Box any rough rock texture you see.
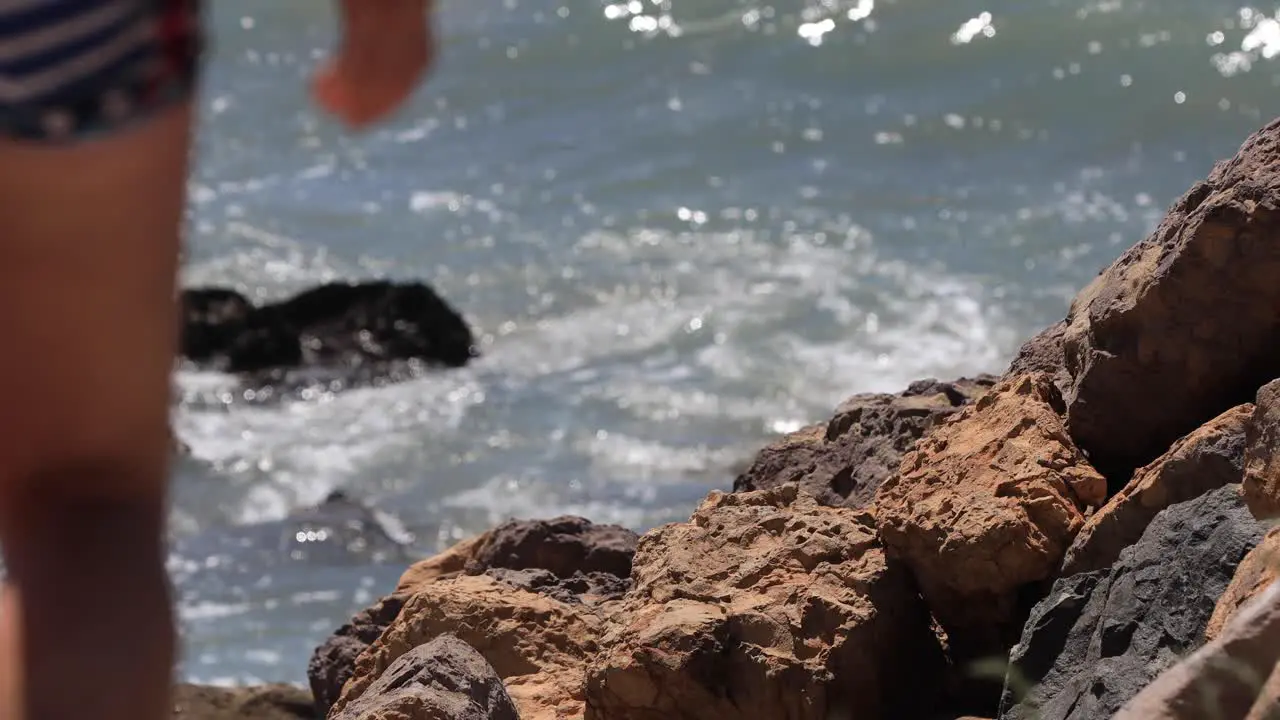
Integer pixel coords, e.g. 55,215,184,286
1206,527,1280,642
463,515,639,580
585,486,946,720
874,373,1106,659
1000,485,1265,720
334,573,604,720
734,375,997,508
1060,404,1252,576
1007,320,1070,393
312,516,638,719
1244,379,1280,520
180,281,476,384
308,594,408,716
1113,581,1280,720
172,684,316,719
1012,119,1280,482
328,634,520,720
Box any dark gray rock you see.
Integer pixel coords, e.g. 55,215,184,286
328,634,519,720
484,567,631,604
307,594,408,717
733,375,997,508
1000,485,1265,720
180,281,477,393
465,515,639,581
1007,320,1071,395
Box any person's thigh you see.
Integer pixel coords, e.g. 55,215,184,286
0,0,201,504
0,100,192,502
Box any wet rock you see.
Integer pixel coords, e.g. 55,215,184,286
328,634,520,720
1113,581,1280,720
1000,485,1264,720
179,281,476,383
874,373,1106,665
311,516,637,718
1206,527,1280,642
173,491,413,576
307,594,408,717
1012,119,1280,482
334,573,604,720
585,486,946,720
733,375,996,508
180,288,255,364
1243,379,1280,520
171,684,316,719
1060,403,1252,576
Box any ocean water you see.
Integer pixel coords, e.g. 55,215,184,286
172,0,1280,684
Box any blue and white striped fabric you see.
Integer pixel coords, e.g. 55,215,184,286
0,0,202,142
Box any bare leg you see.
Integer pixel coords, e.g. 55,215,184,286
313,0,435,128
0,103,192,720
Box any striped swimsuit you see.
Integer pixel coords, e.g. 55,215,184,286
0,0,202,142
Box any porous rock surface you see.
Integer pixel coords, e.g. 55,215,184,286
734,375,996,508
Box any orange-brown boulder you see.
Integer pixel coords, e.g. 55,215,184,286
1243,379,1280,520
1011,119,1280,482
585,486,945,720
310,516,638,718
332,573,604,720
874,373,1105,658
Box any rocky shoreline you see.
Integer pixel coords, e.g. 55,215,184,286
174,118,1280,719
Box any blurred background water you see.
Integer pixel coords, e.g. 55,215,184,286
171,0,1280,684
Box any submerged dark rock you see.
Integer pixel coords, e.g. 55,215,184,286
180,281,477,391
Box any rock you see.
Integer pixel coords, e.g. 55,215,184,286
1112,580,1280,720
179,281,477,382
1007,321,1069,393
584,486,946,720
333,573,603,720
307,594,408,717
1000,485,1265,720
463,515,639,580
310,516,637,719
172,491,413,578
874,373,1106,663
171,684,316,719
328,634,520,720
180,287,255,364
484,567,632,605
1015,119,1280,482
733,375,996,508
1243,379,1280,520
1060,403,1252,576
1206,527,1280,642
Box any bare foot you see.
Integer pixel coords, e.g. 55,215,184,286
313,0,435,128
